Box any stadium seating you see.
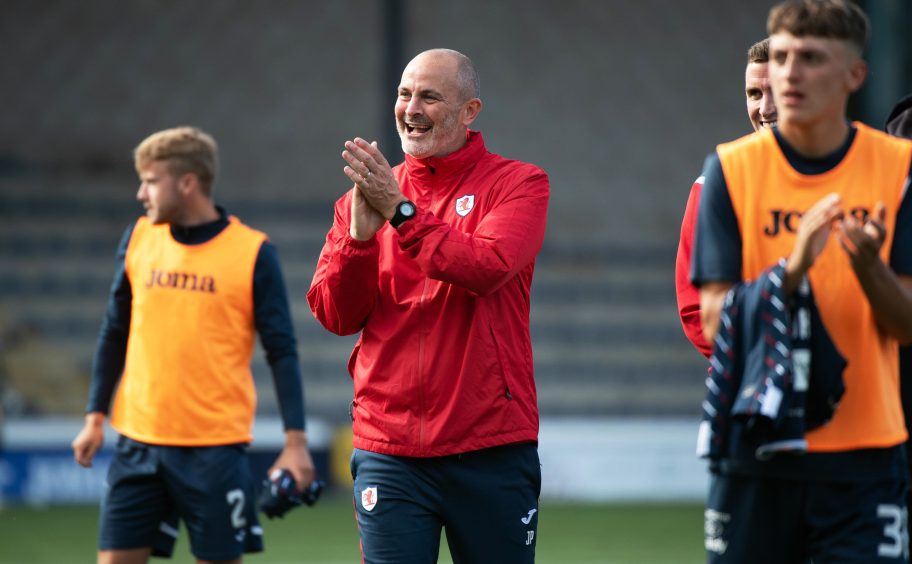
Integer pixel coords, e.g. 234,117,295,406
0,172,706,421
4,0,778,422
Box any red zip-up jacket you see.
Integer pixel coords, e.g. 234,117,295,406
675,176,712,358
308,131,549,457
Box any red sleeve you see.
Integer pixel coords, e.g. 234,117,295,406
675,178,712,358
307,191,381,336
396,169,549,297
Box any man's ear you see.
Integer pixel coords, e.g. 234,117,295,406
846,58,867,93
462,98,483,127
177,172,199,196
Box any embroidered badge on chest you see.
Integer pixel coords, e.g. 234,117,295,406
361,486,378,511
455,194,475,217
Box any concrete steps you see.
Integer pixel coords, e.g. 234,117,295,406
1,175,707,421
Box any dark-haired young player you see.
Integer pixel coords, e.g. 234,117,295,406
692,1,912,562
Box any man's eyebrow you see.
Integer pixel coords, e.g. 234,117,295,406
415,88,446,98
398,84,447,98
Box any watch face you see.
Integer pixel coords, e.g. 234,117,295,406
400,202,416,217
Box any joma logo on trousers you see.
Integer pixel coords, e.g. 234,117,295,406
763,207,870,236
144,269,216,293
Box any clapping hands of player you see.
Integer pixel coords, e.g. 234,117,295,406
787,193,890,287
342,138,403,240
838,201,888,269
787,193,844,283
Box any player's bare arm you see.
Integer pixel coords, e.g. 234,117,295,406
699,282,734,344
839,201,912,343
269,429,316,493
72,411,105,468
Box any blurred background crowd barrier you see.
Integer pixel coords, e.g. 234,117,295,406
1,0,910,504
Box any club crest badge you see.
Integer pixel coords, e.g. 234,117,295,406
455,194,475,217
361,486,378,512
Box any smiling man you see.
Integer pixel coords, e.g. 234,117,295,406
745,40,779,132
308,49,549,563
691,1,912,562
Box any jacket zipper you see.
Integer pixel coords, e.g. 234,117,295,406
417,164,437,451
417,276,430,450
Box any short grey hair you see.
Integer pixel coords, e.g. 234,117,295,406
422,48,480,101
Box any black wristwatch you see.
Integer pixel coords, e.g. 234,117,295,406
390,200,417,228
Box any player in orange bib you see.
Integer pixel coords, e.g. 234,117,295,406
692,1,912,562
71,127,315,564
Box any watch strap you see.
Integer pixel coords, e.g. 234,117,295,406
390,200,416,228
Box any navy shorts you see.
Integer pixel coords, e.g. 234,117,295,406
99,435,263,561
705,471,909,563
351,442,541,564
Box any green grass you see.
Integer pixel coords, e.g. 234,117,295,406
0,495,705,563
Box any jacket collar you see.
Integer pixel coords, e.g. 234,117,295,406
403,130,485,179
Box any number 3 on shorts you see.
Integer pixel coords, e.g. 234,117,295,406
227,489,247,528
877,504,909,559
